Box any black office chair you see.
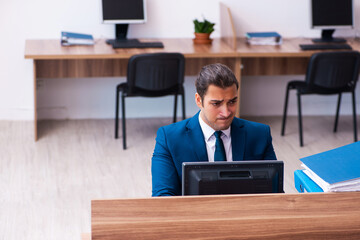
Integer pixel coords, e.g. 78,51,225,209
281,51,360,147
115,52,186,149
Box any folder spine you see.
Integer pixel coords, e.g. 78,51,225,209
294,170,323,193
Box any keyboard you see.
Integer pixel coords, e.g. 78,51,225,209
299,43,352,50
109,39,164,49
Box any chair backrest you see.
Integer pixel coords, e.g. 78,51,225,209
127,53,185,95
305,51,360,93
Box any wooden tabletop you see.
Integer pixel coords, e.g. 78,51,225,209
24,38,238,60
25,37,360,60
237,37,360,57
91,192,360,240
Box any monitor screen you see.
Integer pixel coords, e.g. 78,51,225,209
182,161,284,196
101,0,147,24
311,0,353,29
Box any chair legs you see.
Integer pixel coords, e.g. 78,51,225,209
116,90,186,150
282,82,304,146
173,91,186,123
173,94,178,123
333,93,342,132
115,87,127,149
352,91,358,142
281,84,291,136
115,87,120,139
333,92,357,142
181,91,186,120
282,83,356,147
122,93,126,150
297,92,304,147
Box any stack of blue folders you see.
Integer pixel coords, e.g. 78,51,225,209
299,141,360,192
61,31,94,46
245,32,282,45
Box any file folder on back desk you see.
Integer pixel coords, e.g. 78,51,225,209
294,170,323,193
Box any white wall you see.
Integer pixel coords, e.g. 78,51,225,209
1,0,360,120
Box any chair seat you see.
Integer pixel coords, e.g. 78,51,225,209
288,80,353,95
117,82,183,98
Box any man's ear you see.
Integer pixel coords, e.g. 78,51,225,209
195,93,202,108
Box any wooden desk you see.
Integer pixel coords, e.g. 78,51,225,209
90,192,360,240
25,37,360,140
25,38,240,140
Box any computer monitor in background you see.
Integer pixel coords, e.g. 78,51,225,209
311,0,354,43
182,161,284,196
101,0,146,45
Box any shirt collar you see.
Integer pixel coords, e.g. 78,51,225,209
198,113,231,141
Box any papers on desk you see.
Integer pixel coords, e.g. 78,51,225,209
300,141,360,192
246,31,282,45
61,31,94,46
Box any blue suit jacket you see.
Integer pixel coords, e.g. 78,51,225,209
151,112,277,196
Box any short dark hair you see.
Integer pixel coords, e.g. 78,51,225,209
195,63,239,101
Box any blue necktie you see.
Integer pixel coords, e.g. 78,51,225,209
214,131,226,161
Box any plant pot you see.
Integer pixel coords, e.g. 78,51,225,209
193,33,213,44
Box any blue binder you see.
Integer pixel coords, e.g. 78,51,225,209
294,170,323,192
61,31,94,46
300,142,360,187
246,32,281,38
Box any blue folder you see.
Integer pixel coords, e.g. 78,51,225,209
61,31,94,46
294,170,323,193
300,141,360,186
61,31,93,41
246,32,281,38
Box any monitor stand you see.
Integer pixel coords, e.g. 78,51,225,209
105,24,140,45
312,29,346,43
105,24,164,49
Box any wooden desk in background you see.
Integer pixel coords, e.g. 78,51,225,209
24,38,360,140
25,38,239,140
87,192,360,240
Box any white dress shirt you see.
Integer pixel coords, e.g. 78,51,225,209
198,114,233,162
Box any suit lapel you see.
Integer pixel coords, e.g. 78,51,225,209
231,118,245,161
185,112,208,162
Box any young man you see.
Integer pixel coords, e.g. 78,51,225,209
152,63,277,196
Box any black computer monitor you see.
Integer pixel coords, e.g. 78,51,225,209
182,161,284,196
311,0,354,43
101,0,147,44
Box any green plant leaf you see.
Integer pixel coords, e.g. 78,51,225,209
193,18,215,33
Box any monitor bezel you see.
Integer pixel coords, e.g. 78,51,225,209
101,0,147,25
310,0,354,30
182,160,284,196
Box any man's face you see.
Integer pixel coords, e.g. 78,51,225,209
195,84,238,131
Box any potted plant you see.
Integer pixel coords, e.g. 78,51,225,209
193,18,215,44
